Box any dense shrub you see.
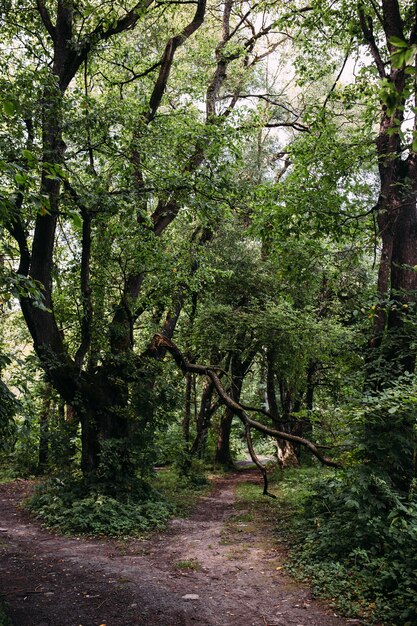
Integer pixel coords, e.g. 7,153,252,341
288,469,417,625
27,475,172,537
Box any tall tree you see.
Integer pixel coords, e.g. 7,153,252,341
1,0,288,482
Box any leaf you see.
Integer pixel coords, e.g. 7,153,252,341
391,51,405,69
68,211,82,228
3,100,16,116
22,149,35,161
389,36,408,48
14,173,26,185
404,48,416,65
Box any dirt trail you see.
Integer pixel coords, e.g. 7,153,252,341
0,474,359,626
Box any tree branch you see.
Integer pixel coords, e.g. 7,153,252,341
92,0,154,42
147,0,206,121
36,0,56,41
358,7,387,78
153,333,342,474
245,425,276,498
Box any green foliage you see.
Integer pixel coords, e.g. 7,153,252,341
0,376,18,451
175,559,200,571
359,377,417,492
284,468,417,625
0,603,12,626
27,474,172,537
27,465,210,537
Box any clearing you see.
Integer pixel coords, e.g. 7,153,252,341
0,472,360,626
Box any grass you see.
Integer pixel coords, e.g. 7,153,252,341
0,468,17,485
229,511,253,522
235,467,327,543
152,467,211,516
175,559,201,571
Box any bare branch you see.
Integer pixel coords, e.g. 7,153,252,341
111,60,163,86
322,41,352,111
246,425,276,498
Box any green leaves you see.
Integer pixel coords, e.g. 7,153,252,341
288,465,417,625
2,99,16,116
389,36,408,49
389,37,417,69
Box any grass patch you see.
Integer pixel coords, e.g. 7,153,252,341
175,559,200,571
230,511,254,523
152,467,211,516
0,468,18,485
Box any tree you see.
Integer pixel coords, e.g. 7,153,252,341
271,0,417,488
1,0,290,483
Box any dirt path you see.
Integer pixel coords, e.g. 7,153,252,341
0,475,360,626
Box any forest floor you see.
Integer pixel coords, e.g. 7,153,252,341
0,472,362,626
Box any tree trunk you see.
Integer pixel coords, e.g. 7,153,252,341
182,373,192,444
266,350,300,468
215,408,235,467
215,359,245,467
80,410,100,475
191,380,218,458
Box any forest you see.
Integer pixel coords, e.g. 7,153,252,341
0,1,417,625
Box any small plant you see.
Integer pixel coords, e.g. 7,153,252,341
175,559,200,571
230,511,253,522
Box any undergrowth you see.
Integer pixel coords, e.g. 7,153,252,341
0,603,12,626
240,467,417,626
27,467,209,537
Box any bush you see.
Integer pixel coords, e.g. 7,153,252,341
27,475,172,537
0,602,12,626
288,468,417,625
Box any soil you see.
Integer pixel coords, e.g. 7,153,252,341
0,473,362,626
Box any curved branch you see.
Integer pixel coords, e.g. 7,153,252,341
358,7,387,78
147,0,206,121
92,0,154,42
245,425,276,498
153,333,342,471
